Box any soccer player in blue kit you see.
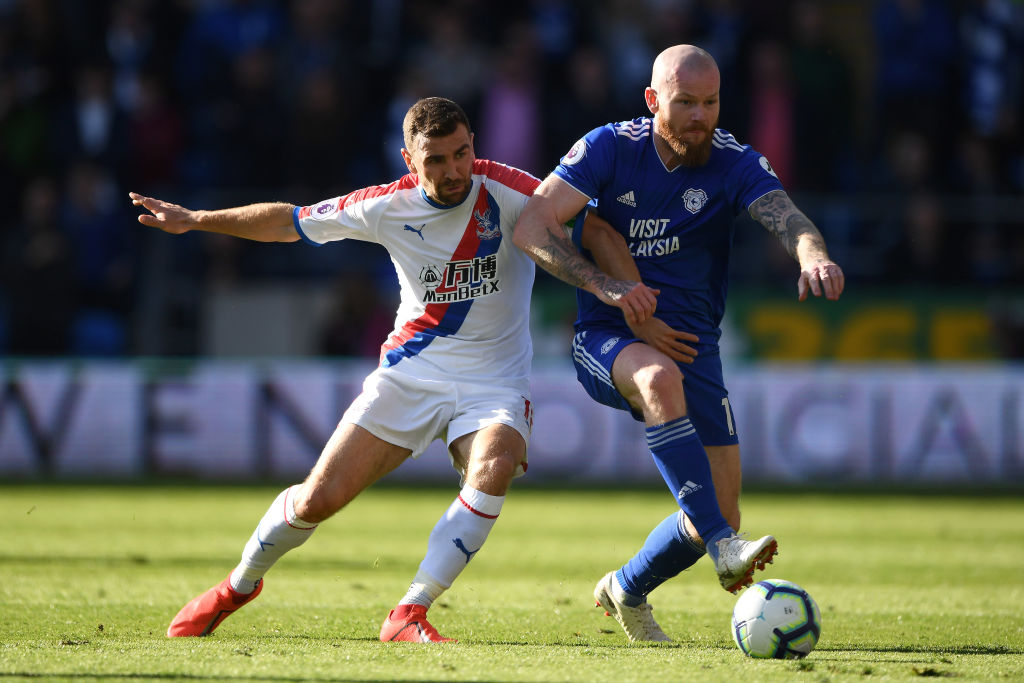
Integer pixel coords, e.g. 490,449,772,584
514,44,845,642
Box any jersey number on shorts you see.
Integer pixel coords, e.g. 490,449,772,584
721,397,736,436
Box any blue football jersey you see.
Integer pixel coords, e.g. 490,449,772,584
555,118,783,345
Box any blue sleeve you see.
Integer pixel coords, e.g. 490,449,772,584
551,123,616,201
728,148,786,213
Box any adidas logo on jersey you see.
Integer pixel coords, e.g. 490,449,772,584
677,480,703,498
616,190,637,207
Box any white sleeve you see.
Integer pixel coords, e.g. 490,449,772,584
292,195,377,246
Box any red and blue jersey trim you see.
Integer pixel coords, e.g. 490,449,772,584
293,160,538,369
380,184,504,368
292,175,420,246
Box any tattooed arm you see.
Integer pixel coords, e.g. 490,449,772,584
748,189,846,301
513,174,657,324
581,211,697,363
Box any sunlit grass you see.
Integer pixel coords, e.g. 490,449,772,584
1,485,1022,681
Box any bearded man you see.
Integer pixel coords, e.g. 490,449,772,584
512,44,844,642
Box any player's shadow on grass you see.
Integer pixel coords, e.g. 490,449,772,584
0,553,383,572
0,675,460,682
692,642,1024,657
843,644,1022,656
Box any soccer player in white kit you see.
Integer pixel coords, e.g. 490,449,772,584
131,97,657,642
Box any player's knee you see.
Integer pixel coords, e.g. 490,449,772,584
633,362,684,405
466,450,522,492
486,449,523,480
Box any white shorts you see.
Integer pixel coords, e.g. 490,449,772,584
341,367,533,477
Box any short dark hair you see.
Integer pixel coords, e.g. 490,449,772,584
402,97,472,150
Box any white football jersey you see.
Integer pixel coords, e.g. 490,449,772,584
294,159,539,383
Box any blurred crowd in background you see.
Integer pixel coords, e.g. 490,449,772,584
0,0,1022,358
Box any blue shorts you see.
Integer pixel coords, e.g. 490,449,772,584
571,328,739,446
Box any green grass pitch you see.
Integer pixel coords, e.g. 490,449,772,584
2,484,1023,681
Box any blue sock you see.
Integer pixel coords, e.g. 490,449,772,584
646,417,731,542
617,511,706,599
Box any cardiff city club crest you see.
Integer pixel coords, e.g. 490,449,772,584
682,188,708,215
474,209,501,240
600,337,620,355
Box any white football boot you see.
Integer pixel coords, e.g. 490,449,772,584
593,572,672,642
713,534,778,593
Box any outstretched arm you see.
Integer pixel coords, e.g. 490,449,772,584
512,175,657,325
130,192,300,243
748,189,845,301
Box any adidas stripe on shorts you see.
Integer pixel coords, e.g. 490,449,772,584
571,328,739,447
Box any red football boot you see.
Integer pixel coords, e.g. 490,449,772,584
379,604,456,643
166,575,263,637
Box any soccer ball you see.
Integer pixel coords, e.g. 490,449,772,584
731,579,821,659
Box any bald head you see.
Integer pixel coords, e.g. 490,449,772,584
646,45,721,169
651,44,719,90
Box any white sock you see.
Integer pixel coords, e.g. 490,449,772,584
229,486,317,594
399,485,504,607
